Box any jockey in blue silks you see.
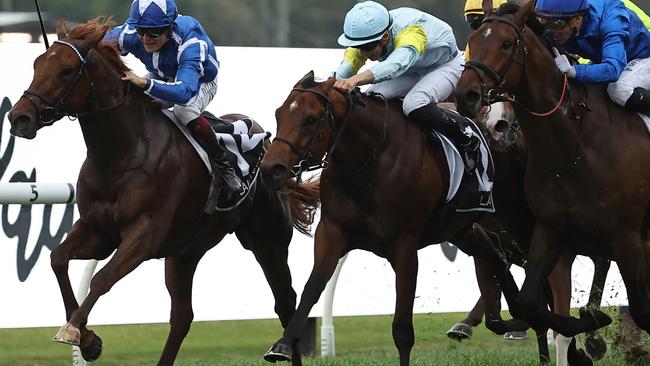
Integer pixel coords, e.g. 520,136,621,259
333,1,480,171
104,0,243,199
535,0,650,115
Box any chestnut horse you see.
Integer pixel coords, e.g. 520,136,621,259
260,72,526,366
455,1,650,339
6,19,319,366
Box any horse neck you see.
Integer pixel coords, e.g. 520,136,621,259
512,35,583,172
79,56,146,168
328,97,389,174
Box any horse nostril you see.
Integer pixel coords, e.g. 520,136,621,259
495,120,509,133
465,91,481,105
11,114,33,128
271,164,288,180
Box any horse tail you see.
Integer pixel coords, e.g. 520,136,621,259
287,177,320,237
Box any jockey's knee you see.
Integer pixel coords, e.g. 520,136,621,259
607,81,634,107
403,91,438,116
173,105,200,126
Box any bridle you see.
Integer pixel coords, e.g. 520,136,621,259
463,15,568,117
21,39,130,126
273,87,355,183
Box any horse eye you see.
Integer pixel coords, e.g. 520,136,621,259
501,41,513,50
61,67,74,77
305,116,318,125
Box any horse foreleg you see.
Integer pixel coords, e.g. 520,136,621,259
584,257,611,360
243,231,302,366
390,236,418,366
62,226,154,358
614,230,650,334
51,220,114,361
447,292,484,341
548,252,573,366
264,219,345,363
157,253,203,366
519,226,611,337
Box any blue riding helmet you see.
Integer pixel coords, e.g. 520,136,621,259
338,1,392,48
127,0,178,29
535,0,590,18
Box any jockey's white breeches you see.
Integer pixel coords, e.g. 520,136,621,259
607,57,650,106
367,51,465,115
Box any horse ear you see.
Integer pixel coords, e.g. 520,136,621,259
514,0,536,26
56,18,68,40
294,71,315,88
482,0,494,16
322,76,336,91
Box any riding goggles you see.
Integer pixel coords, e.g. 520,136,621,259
537,16,573,30
136,26,170,38
354,39,381,52
466,14,485,31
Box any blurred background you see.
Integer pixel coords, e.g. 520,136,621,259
0,0,494,48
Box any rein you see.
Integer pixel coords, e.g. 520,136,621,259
464,15,569,117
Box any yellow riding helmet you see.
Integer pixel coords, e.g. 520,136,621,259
464,0,508,16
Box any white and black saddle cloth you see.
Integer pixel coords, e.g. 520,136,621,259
162,110,270,212
433,109,495,213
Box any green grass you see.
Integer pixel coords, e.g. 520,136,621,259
0,310,647,365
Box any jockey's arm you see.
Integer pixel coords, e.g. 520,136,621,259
103,24,135,56
335,48,367,80
145,58,201,105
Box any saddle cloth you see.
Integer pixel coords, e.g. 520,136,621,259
161,110,270,212
434,109,495,213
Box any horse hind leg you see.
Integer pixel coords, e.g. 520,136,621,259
447,295,484,341
390,235,419,366
51,220,113,361
615,230,650,334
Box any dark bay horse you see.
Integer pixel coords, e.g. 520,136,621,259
455,1,650,339
6,19,319,366
260,72,525,366
448,103,612,365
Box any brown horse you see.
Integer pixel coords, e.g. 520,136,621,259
449,103,612,365
6,19,319,366
260,72,526,366
455,1,650,338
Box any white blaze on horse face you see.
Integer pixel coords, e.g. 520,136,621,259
483,27,493,38
484,102,505,140
289,101,299,112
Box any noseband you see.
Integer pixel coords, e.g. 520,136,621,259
273,87,353,182
21,40,130,126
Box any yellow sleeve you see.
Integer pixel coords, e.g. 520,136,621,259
394,24,428,54
343,47,366,73
624,0,650,30
465,44,470,62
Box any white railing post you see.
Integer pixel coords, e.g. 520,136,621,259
320,253,348,357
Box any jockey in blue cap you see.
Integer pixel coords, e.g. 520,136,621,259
334,1,480,171
535,0,650,115
104,0,243,200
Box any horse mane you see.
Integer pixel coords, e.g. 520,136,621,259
67,17,130,74
496,3,546,37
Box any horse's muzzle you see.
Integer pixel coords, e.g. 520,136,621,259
7,109,38,139
261,162,290,190
455,89,483,119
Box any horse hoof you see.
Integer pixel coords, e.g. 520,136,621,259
446,323,473,341
504,330,528,340
52,323,80,346
579,308,612,330
585,334,607,360
264,342,292,363
80,333,103,362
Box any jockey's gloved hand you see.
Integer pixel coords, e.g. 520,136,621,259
552,48,576,78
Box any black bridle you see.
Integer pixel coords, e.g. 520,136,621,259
21,39,130,126
273,87,354,183
463,15,528,105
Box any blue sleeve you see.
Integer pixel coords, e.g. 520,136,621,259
145,40,206,104
575,2,630,83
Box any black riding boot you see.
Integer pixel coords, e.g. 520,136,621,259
625,87,650,116
187,116,243,202
409,103,480,172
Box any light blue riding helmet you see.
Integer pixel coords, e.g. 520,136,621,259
127,0,178,28
338,1,392,47
535,0,590,18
